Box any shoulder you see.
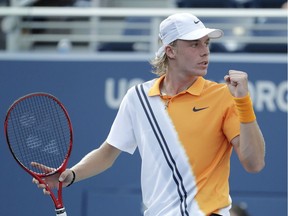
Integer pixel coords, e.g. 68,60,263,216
203,79,230,95
201,79,235,107
126,79,157,95
123,78,157,101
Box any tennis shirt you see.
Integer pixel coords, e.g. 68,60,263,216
107,76,240,216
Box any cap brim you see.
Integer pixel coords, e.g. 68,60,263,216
179,28,223,40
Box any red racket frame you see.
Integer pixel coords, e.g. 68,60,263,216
4,93,73,210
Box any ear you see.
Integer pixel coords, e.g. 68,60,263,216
165,45,176,59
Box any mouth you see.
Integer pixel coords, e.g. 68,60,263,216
199,61,209,66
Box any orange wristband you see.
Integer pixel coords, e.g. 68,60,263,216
234,94,256,123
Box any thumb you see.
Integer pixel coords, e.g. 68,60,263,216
59,169,71,182
224,75,230,82
224,75,232,85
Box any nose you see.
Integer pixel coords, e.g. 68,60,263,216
200,43,210,57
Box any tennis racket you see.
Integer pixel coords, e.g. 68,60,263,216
4,92,73,216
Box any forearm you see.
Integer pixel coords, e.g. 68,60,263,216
233,93,265,172
70,142,121,183
237,121,265,172
225,71,266,173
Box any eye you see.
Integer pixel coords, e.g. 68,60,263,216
191,42,198,48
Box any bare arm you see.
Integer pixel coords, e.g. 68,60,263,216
231,122,265,173
225,70,265,173
70,141,121,183
33,141,121,193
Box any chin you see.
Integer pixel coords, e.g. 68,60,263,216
198,70,208,76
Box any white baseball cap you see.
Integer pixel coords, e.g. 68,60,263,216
156,13,224,57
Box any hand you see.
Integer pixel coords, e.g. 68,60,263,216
224,70,249,98
31,162,74,195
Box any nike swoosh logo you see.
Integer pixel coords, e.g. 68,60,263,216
194,20,200,24
193,106,209,112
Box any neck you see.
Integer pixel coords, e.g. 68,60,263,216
162,75,198,96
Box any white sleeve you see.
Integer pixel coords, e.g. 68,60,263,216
106,90,137,154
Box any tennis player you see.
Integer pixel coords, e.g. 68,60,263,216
33,13,265,216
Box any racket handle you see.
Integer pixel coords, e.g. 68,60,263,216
55,207,67,216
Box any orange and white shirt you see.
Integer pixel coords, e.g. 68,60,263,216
107,76,240,216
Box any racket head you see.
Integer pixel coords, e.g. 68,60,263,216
4,92,73,208
4,93,73,176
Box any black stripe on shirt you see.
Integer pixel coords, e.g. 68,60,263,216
135,84,189,216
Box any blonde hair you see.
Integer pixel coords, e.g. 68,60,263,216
150,54,168,77
150,41,176,76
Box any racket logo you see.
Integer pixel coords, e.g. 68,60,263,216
19,112,36,127
27,135,42,149
42,140,60,155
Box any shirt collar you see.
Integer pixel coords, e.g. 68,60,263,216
148,76,205,97
186,76,205,96
148,76,165,96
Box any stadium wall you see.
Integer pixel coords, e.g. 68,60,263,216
0,53,286,216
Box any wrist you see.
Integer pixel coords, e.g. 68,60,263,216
234,94,256,123
66,170,76,187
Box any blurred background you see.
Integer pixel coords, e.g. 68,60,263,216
0,0,287,215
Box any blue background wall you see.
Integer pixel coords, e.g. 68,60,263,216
0,54,286,216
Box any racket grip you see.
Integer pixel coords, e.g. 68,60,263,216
55,207,67,216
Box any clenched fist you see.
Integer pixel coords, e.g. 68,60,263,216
224,70,249,98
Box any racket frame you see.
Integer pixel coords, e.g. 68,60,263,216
4,92,73,211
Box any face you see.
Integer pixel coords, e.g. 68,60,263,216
166,35,210,77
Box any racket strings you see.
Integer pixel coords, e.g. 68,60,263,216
7,95,71,175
